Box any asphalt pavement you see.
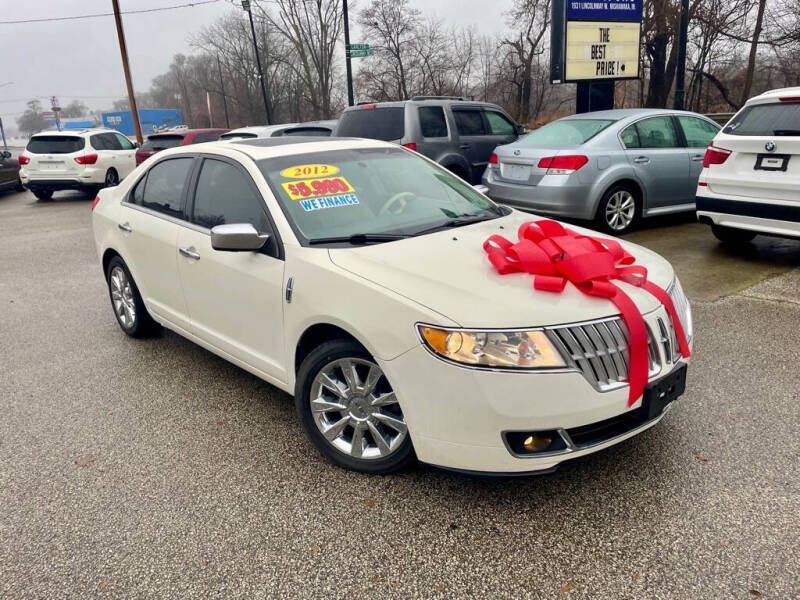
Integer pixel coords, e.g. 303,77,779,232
0,189,798,599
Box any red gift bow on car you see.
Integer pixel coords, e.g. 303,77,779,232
483,219,690,407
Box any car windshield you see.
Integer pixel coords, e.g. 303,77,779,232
141,135,184,151
335,107,405,141
518,119,614,147
723,102,800,136
26,136,85,154
259,147,499,244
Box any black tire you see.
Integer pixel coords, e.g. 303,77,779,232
711,224,756,244
595,183,640,235
105,256,161,338
445,164,470,183
295,339,416,474
16,178,25,192
104,168,119,188
33,189,53,201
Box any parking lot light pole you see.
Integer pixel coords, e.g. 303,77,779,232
111,0,143,144
242,0,272,125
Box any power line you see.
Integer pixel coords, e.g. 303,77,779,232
0,0,222,25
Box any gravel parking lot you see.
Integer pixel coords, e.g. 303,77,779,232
1,189,798,599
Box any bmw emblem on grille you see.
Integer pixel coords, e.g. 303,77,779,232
765,141,776,152
514,149,521,156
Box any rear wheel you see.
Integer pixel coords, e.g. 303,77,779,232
104,168,119,188
295,339,416,474
105,256,161,338
16,178,25,192
445,164,469,183
711,224,756,244
33,189,53,201
596,184,640,235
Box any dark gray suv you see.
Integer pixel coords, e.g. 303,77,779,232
334,97,524,184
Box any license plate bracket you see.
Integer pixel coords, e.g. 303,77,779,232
640,364,687,420
502,163,531,181
754,154,789,172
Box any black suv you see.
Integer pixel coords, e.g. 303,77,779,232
334,97,524,184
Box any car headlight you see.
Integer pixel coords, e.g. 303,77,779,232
417,325,567,369
667,277,692,342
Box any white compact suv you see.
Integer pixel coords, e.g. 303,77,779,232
696,87,800,242
91,137,692,475
19,129,137,200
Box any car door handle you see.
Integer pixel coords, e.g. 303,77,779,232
633,156,650,164
118,222,132,233
691,155,704,161
459,144,470,150
179,246,200,260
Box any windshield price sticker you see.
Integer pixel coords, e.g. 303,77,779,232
280,164,340,178
282,176,355,201
299,193,360,212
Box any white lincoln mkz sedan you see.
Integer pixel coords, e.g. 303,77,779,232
92,137,692,475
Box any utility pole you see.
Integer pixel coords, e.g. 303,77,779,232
674,0,689,110
343,0,354,106
111,0,143,144
217,54,230,128
242,0,272,125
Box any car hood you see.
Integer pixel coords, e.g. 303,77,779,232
328,211,675,328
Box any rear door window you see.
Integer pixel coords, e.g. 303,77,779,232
141,135,184,151
90,134,110,150
26,136,85,154
677,116,719,148
102,133,123,150
723,102,800,136
336,107,405,141
418,106,448,138
452,109,487,136
485,110,515,136
633,116,680,148
140,157,193,219
190,159,270,232
619,125,641,149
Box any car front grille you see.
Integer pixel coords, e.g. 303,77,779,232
546,315,672,392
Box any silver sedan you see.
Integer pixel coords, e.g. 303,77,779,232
482,108,720,234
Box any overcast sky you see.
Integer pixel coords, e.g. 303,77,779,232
0,0,510,133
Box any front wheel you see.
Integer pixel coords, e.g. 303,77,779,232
711,224,756,244
295,340,416,474
596,184,639,235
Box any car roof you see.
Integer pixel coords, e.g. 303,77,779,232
559,108,716,123
149,128,229,137
747,86,800,104
343,98,501,111
221,124,298,136
154,136,395,162
31,128,115,137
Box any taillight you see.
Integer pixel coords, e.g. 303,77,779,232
702,145,731,168
402,142,417,152
779,96,800,102
75,153,98,165
91,196,100,211
537,155,588,174
18,155,29,165
360,103,376,109
489,153,498,165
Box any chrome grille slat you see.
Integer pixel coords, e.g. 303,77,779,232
547,316,663,392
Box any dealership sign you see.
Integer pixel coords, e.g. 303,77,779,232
551,0,642,83
564,21,640,81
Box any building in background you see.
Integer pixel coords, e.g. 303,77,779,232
44,118,95,130
101,109,183,136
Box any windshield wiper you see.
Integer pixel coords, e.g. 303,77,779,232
308,233,411,245
774,129,800,136
412,214,494,236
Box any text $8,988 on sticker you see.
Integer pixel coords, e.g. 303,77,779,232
281,176,354,201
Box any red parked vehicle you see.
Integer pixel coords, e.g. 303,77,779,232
135,128,230,165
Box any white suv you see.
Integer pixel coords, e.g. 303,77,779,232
696,87,800,242
19,129,137,200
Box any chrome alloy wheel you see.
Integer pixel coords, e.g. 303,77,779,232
310,358,407,460
109,266,136,328
605,190,635,231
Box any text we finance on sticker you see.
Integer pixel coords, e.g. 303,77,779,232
280,164,359,213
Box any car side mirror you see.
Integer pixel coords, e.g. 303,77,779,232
515,124,526,135
1,150,10,159
210,223,269,251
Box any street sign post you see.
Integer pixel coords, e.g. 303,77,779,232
347,43,373,58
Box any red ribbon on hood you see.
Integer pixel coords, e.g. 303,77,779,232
483,219,690,406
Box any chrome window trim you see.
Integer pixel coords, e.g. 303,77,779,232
120,200,210,235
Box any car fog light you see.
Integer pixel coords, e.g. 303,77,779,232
523,434,552,452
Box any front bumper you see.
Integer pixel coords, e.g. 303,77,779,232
482,168,596,220
697,194,800,239
381,308,690,474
